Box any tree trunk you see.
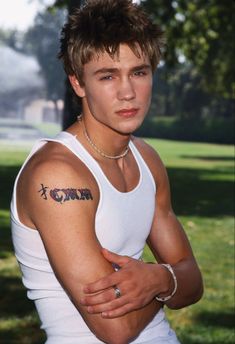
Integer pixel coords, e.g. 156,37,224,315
62,0,82,130
52,99,61,123
62,78,82,129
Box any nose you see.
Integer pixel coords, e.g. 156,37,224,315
117,77,136,101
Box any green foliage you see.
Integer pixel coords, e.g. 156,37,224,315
0,139,234,343
136,116,234,144
142,0,235,99
51,0,82,13
151,64,234,119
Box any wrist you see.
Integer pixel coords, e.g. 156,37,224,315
155,264,177,302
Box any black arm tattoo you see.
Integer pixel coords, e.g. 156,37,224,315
38,184,93,204
38,184,49,200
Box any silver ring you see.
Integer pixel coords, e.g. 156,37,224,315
113,286,121,298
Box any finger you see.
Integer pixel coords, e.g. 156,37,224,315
81,288,115,306
102,248,131,267
83,272,120,294
86,296,129,315
101,303,134,318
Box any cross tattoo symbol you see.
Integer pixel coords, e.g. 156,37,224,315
38,184,49,200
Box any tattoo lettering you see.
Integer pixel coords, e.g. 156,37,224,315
38,184,49,200
50,188,93,203
38,184,93,204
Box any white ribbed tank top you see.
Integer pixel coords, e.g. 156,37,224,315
11,132,179,344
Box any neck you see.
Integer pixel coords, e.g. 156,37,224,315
78,115,131,160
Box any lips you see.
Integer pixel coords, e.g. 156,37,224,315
116,108,139,118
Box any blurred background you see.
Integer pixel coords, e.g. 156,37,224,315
0,0,234,142
0,1,234,343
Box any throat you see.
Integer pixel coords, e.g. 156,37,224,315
80,116,130,160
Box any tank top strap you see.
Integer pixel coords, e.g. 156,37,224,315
129,140,156,194
51,131,109,186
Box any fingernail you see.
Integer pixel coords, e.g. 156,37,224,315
87,306,93,313
102,312,108,317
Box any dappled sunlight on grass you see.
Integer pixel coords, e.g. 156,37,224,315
0,314,45,344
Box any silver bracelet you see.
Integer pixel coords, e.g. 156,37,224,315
155,264,178,302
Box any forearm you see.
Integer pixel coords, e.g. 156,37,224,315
165,257,203,309
76,295,161,344
57,254,162,344
148,209,203,310
118,298,161,340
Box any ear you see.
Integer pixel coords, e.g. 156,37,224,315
68,75,85,98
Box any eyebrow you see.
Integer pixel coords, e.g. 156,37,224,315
93,64,151,75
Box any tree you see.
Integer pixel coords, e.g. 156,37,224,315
25,8,66,121
48,0,82,129
142,0,235,99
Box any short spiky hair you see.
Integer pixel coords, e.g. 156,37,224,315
58,0,164,82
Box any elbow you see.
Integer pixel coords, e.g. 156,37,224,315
96,332,134,344
94,321,138,344
191,271,204,305
98,335,133,344
194,279,204,304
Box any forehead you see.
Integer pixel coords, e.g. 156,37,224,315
84,44,150,73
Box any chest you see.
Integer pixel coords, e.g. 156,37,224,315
95,173,156,258
97,152,140,193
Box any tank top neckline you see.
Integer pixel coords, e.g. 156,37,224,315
59,130,143,195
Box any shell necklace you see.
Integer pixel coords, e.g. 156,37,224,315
77,116,130,160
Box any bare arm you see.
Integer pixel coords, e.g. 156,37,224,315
146,151,203,309
18,151,160,344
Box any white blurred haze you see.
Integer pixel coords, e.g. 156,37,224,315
0,0,54,31
0,0,141,31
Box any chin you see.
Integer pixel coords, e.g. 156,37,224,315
118,118,145,135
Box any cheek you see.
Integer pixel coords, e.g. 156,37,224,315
139,84,152,104
86,83,115,102
136,78,152,97
85,87,112,117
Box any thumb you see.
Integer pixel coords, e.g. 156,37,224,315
101,248,131,267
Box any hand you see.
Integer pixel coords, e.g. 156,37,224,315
80,248,163,318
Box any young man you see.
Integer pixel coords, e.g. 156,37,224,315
11,1,203,343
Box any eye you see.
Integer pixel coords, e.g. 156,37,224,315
133,70,147,77
100,75,113,81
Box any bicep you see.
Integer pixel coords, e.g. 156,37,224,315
35,195,112,292
148,209,194,265
147,160,194,264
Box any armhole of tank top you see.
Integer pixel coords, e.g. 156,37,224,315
129,140,157,194
57,139,104,217
52,134,104,215
11,139,48,226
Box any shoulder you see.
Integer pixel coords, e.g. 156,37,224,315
17,141,99,224
20,141,96,187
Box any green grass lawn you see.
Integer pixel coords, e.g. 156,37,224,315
0,138,234,344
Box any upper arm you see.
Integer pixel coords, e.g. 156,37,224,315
17,150,134,341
